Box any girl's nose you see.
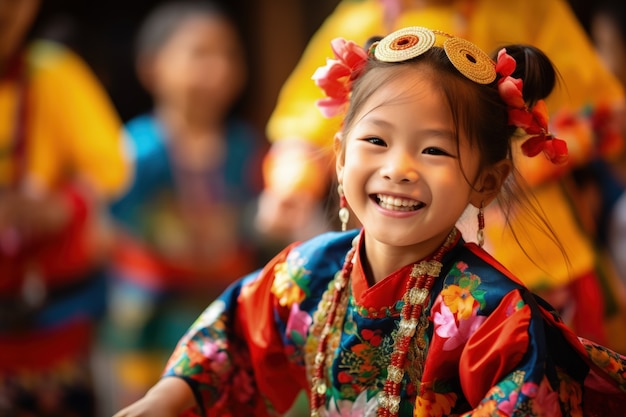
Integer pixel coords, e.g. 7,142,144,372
380,152,419,183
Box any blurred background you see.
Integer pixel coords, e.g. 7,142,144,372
3,0,626,416
33,0,339,134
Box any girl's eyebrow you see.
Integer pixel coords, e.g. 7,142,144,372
363,118,455,139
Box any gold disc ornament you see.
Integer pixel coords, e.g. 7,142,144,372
374,26,436,62
443,37,496,84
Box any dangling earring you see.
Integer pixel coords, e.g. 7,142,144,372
477,202,485,248
338,184,350,231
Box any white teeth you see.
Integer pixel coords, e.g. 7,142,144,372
377,194,421,211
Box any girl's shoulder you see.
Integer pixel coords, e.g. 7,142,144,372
441,242,530,312
277,230,360,292
286,229,359,269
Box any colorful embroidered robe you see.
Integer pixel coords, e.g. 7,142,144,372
163,230,626,416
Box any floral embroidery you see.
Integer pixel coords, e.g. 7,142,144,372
327,390,379,417
529,377,562,416
440,262,486,319
413,389,457,417
583,341,626,391
286,302,313,347
165,302,257,408
337,327,394,389
271,251,309,307
433,299,485,351
352,297,404,318
464,371,524,417
556,369,583,417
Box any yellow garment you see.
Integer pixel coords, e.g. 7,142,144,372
266,0,623,190
0,40,128,198
484,181,594,288
265,0,624,289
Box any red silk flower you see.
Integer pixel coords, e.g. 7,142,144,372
495,48,568,164
312,38,369,118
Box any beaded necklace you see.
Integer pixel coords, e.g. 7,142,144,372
310,229,458,417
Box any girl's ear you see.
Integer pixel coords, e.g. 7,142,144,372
470,159,512,208
334,132,345,183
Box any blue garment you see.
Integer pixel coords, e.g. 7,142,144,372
104,113,263,351
163,229,626,416
111,113,261,238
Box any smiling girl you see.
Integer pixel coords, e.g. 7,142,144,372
113,26,626,417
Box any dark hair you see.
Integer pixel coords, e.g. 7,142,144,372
134,0,237,59
344,43,556,170
340,40,568,270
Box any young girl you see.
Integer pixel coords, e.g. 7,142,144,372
257,0,626,351
113,27,626,417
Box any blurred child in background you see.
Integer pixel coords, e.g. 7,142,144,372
590,0,626,285
0,0,129,415
103,0,265,409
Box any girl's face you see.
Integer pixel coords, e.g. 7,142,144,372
336,67,485,262
149,15,246,114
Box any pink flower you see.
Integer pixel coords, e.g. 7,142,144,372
495,48,516,77
434,300,486,351
312,38,369,117
541,136,568,164
498,76,525,109
285,302,312,340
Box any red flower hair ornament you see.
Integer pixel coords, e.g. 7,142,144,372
312,30,568,165
495,48,568,164
312,38,369,118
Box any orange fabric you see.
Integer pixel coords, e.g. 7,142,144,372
234,242,307,414
459,291,531,407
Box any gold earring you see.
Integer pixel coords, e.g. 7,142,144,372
477,202,485,247
338,184,350,231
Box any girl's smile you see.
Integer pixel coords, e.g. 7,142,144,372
336,65,483,275
374,193,425,212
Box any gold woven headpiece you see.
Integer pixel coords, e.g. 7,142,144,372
371,26,497,84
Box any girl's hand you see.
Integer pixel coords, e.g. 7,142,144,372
112,377,197,417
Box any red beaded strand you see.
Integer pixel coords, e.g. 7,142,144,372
310,246,356,416
310,229,457,417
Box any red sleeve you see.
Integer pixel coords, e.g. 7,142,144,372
234,241,308,413
459,291,531,407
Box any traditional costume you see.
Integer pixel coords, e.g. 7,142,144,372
163,229,626,416
264,0,626,350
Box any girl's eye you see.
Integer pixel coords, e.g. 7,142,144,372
364,137,387,146
423,147,450,156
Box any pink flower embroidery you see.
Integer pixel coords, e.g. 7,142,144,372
285,302,312,340
434,298,486,351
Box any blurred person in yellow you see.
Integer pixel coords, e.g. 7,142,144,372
586,0,626,334
257,0,626,352
0,0,129,415
102,0,264,410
